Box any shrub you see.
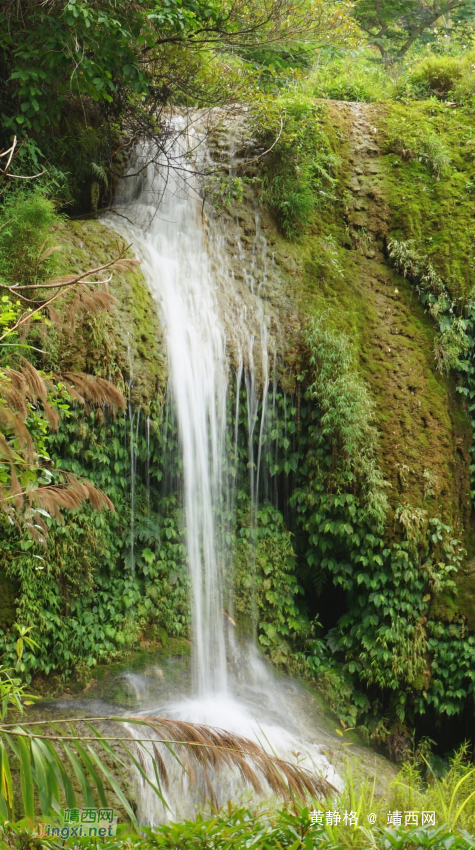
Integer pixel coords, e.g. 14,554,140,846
452,56,475,106
258,95,339,238
400,55,464,99
263,175,315,238
233,501,304,663
0,190,58,286
305,318,388,525
3,750,475,848
396,52,475,106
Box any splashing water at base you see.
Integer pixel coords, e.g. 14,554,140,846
105,115,339,822
127,645,340,824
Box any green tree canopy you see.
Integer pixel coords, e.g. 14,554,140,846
354,0,475,61
0,0,353,210
0,0,353,134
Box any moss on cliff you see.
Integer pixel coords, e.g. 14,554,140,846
376,101,475,302
50,218,166,411
373,98,475,623
252,100,475,676
262,100,471,534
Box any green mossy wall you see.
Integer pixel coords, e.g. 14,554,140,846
51,219,167,411
264,103,470,520
259,99,475,627
377,101,475,301
375,100,475,627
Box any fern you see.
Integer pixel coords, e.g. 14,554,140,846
91,162,109,188
388,239,470,372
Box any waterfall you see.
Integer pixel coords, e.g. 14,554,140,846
105,115,338,823
110,119,228,697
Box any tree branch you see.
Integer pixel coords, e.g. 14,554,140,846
0,247,136,343
394,0,466,58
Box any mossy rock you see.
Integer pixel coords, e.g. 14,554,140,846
262,101,471,533
49,218,167,412
258,99,475,627
376,100,475,301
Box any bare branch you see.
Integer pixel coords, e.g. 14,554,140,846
0,136,46,182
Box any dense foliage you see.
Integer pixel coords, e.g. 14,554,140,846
0,0,353,212
353,0,475,62
258,95,340,237
287,327,474,730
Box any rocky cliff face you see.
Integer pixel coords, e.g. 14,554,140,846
254,100,474,629
49,218,167,411
58,102,475,630
2,100,474,730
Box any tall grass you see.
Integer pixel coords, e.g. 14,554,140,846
309,50,397,102
306,47,475,109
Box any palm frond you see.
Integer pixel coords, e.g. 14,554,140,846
61,372,126,411
126,715,334,803
28,474,114,519
0,716,335,823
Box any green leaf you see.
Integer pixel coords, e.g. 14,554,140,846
83,741,138,826
16,733,35,819
0,740,14,819
31,737,53,815
62,742,95,808
72,739,107,807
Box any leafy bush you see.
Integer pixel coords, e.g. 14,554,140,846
233,501,304,663
395,51,475,108
264,174,316,237
0,409,192,679
398,55,465,99
283,319,475,728
452,60,475,107
0,190,59,287
305,318,388,526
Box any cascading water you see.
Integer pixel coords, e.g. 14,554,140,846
105,114,338,823
111,120,229,697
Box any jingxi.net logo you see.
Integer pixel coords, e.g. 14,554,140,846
36,807,117,839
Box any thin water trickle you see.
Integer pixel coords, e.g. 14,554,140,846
104,115,338,822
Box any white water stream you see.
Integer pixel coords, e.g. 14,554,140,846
112,125,228,697
106,117,338,823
